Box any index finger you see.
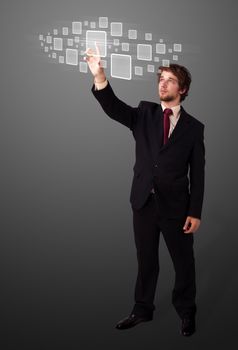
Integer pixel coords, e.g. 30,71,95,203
95,41,101,56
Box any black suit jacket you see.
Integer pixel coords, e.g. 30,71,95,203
91,81,205,220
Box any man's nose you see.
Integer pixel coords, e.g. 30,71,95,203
162,80,168,87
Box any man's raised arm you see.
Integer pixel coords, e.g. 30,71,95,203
84,43,141,130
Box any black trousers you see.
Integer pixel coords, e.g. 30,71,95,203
131,192,196,319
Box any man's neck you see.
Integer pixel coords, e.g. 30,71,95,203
161,100,181,108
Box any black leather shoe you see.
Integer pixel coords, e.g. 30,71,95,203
181,316,196,336
115,313,153,330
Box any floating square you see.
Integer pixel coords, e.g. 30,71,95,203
156,43,166,54
111,22,123,36
72,22,82,35
79,62,88,73
50,46,53,50
159,39,163,43
62,27,69,35
137,44,152,61
67,38,74,46
145,33,152,41
128,29,137,39
113,39,120,46
174,43,182,52
53,29,58,35
162,59,170,67
154,57,159,62
46,36,52,44
40,42,44,47
99,17,108,28
86,30,107,57
59,56,64,63
100,60,107,68
54,38,63,51
66,49,78,65
90,22,96,29
122,43,129,51
135,66,143,76
39,34,43,40
84,21,88,26
173,55,178,61
74,36,80,43
168,48,173,53
52,52,57,59
44,46,49,52
111,54,131,80
147,64,155,73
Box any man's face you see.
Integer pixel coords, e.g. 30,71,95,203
158,70,185,103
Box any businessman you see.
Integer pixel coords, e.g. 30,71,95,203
84,45,205,336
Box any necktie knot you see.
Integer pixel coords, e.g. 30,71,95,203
163,108,173,144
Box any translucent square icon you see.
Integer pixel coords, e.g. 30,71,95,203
111,54,131,80
39,34,43,40
72,22,82,35
62,27,69,35
122,43,129,51
162,59,170,67
86,31,107,57
145,33,152,41
128,29,137,39
100,60,107,68
137,44,152,61
59,56,64,63
54,38,63,51
90,22,96,29
66,49,78,65
79,62,88,73
135,66,143,76
111,22,123,36
147,64,155,73
113,39,120,46
46,36,52,44
99,17,108,28
173,44,182,52
53,29,58,35
52,52,57,59
173,55,178,61
156,43,166,54
67,38,74,46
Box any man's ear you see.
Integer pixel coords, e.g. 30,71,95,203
179,88,187,96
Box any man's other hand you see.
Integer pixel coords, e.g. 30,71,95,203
183,216,201,234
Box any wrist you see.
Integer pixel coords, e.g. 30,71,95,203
94,71,106,84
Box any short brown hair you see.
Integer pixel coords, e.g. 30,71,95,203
157,64,192,102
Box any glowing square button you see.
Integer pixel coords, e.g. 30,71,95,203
86,30,107,57
66,49,78,65
111,54,131,80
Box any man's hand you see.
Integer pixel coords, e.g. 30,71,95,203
83,42,106,82
183,216,201,234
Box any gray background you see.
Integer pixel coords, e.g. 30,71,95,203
1,0,237,349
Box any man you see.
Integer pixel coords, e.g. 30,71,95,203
84,44,205,336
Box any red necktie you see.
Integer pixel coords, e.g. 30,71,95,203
163,108,173,144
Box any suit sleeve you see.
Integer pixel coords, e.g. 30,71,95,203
91,80,141,131
188,124,206,219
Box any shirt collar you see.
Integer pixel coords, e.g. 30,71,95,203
161,103,181,119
